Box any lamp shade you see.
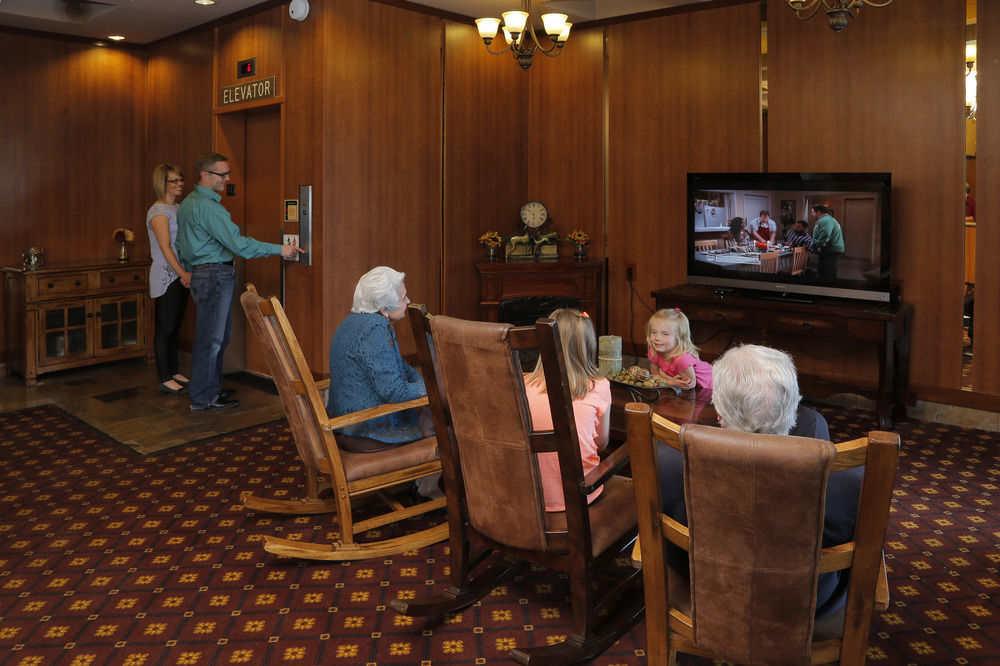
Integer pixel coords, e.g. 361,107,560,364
501,10,528,35
557,22,572,43
541,13,567,38
475,17,501,41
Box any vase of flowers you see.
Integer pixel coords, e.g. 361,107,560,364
113,227,135,262
566,230,590,260
479,230,502,261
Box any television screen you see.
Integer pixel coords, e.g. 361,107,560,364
687,172,892,303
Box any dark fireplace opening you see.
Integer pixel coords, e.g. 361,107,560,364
497,295,583,327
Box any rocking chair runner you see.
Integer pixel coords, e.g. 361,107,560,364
390,305,643,665
238,285,447,560
627,403,899,665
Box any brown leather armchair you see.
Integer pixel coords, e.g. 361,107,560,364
628,403,899,665
390,305,643,664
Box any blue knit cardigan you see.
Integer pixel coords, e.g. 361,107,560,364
326,312,425,443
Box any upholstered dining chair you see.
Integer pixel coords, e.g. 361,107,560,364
627,402,899,666
759,249,781,273
791,245,809,275
237,284,447,560
390,305,644,665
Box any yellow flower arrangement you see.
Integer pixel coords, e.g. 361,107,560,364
478,230,503,248
113,227,135,243
566,230,590,246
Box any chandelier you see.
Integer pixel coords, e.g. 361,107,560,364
474,1,572,70
786,0,894,33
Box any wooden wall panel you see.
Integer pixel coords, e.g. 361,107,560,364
606,3,761,350
767,0,966,392
0,34,147,355
324,0,443,355
528,26,605,271
282,4,327,366
146,31,214,350
972,1,1000,393
215,7,285,103
442,19,527,321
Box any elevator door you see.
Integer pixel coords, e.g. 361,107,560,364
214,106,282,378
243,109,282,376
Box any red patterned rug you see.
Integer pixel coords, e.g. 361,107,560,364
0,404,997,665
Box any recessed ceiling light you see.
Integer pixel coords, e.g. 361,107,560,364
108,35,126,41
194,0,216,5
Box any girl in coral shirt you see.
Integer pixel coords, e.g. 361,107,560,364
524,309,611,512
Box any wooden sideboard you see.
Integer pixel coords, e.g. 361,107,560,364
3,260,153,386
651,284,913,428
476,258,605,334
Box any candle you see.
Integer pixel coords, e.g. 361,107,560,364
598,335,622,377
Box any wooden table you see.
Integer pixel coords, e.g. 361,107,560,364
609,383,716,442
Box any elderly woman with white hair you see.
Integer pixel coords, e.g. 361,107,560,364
326,266,433,455
656,344,861,619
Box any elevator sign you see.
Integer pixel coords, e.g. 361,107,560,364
219,76,277,106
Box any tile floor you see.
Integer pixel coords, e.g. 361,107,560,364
0,358,285,454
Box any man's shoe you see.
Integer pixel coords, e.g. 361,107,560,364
191,397,240,411
219,388,237,400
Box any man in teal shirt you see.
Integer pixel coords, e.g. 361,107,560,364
176,152,304,410
809,204,845,281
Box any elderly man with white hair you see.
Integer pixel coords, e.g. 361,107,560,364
327,266,432,454
655,344,862,619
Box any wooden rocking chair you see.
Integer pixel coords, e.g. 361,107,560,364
390,305,643,664
238,284,447,560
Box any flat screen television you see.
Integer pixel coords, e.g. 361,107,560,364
687,172,892,303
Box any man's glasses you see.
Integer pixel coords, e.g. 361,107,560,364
166,178,185,183
204,170,231,178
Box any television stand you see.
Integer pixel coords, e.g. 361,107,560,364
652,284,913,428
759,293,817,305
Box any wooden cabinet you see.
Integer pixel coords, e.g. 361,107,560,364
3,261,153,385
651,284,913,428
476,258,605,334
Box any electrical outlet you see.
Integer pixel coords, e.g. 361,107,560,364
626,263,636,282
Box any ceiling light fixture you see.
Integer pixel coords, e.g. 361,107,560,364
474,0,571,70
108,35,125,41
194,0,216,6
786,0,894,32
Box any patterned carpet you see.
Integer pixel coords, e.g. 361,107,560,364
0,404,997,665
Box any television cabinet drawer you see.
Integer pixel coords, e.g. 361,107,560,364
767,311,846,337
679,302,755,327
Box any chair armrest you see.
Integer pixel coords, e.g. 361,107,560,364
874,553,890,611
582,444,630,494
324,396,430,431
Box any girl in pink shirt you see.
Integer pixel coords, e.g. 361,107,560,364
524,309,611,512
646,308,713,390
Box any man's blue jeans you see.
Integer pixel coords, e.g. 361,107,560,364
189,262,237,408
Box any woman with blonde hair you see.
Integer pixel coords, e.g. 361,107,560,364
524,309,611,512
146,163,191,394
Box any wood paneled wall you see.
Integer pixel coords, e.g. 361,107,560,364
0,34,148,354
527,26,605,281
606,3,762,347
323,0,443,355
767,0,966,392
442,20,528,321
